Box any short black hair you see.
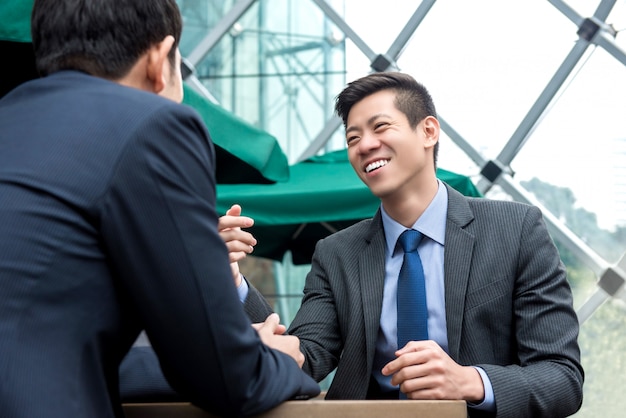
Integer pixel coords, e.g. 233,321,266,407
335,72,439,168
32,0,182,79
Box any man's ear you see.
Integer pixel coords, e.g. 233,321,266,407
422,115,440,149
146,35,176,94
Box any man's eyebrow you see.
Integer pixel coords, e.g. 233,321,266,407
346,113,391,134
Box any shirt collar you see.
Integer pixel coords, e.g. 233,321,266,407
381,180,448,256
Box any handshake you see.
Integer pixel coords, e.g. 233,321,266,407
219,204,304,368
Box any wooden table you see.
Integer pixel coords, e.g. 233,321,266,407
123,399,467,418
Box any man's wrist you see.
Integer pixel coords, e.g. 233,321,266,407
462,366,485,402
466,366,495,412
236,274,249,302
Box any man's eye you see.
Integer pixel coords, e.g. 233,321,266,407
347,136,359,144
374,122,388,130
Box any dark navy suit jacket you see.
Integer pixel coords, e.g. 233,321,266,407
0,71,318,418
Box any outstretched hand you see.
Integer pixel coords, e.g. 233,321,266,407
218,204,257,286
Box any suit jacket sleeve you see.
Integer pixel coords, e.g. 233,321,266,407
119,279,278,403
242,277,275,322
101,103,318,416
473,205,583,418
287,241,347,383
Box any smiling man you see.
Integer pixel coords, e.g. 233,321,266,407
252,72,583,417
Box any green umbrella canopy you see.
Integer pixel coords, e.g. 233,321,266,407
182,84,289,184
217,149,482,264
0,0,32,43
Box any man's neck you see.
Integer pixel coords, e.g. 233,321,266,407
381,177,439,228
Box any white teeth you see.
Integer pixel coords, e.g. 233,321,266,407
365,160,389,173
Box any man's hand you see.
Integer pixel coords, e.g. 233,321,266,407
256,313,304,367
218,204,257,286
382,340,485,402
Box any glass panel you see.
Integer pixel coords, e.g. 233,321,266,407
436,131,483,180
567,0,614,19
515,47,626,262
575,298,626,417
179,0,347,163
394,0,576,157
177,0,235,55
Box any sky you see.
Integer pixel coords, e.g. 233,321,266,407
340,0,626,230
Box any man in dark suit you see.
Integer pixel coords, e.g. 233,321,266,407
240,72,583,417
0,0,318,417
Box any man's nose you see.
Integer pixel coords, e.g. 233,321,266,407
357,130,381,153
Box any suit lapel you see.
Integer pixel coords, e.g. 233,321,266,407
359,211,387,374
443,185,475,360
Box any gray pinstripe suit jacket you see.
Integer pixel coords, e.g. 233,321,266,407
249,183,583,418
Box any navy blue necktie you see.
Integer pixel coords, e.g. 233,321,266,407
397,229,428,349
396,229,428,399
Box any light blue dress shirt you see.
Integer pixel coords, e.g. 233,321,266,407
372,180,494,411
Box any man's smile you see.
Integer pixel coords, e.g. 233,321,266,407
365,159,390,173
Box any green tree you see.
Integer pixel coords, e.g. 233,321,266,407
521,178,624,263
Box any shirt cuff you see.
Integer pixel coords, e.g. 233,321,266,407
467,366,496,412
236,274,249,303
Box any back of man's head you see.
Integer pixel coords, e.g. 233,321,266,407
31,0,182,79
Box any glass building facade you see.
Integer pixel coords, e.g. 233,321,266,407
178,0,347,161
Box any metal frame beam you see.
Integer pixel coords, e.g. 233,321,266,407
477,0,624,194
311,0,377,61
186,0,257,67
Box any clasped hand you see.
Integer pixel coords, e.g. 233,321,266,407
382,340,485,402
253,314,305,368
